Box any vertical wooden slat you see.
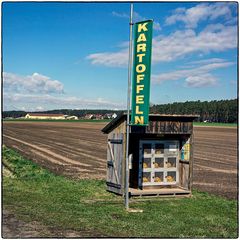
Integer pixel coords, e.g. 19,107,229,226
118,133,123,184
179,162,183,186
108,141,120,184
188,134,194,191
122,129,126,191
106,132,112,183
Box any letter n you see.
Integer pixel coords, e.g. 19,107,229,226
135,116,144,125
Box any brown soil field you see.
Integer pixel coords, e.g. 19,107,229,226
193,126,238,200
3,121,238,199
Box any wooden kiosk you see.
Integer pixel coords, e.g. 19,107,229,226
102,113,198,197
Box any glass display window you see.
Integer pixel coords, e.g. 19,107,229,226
142,172,151,183
166,157,176,168
154,157,164,168
143,144,152,155
166,171,176,182
155,143,164,154
143,157,151,169
154,172,163,183
140,140,179,186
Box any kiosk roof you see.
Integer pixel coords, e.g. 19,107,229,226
102,113,199,134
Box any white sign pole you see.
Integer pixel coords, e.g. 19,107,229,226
125,3,134,210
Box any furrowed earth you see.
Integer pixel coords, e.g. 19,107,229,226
3,121,238,200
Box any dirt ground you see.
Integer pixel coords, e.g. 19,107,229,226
2,209,105,238
3,121,238,200
2,121,238,237
3,121,107,180
193,126,238,200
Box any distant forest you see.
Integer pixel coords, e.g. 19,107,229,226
150,99,238,123
3,98,238,123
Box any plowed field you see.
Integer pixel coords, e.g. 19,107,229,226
3,121,238,199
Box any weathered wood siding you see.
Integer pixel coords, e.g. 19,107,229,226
188,134,194,191
179,162,190,189
106,120,126,194
131,121,193,134
147,121,192,134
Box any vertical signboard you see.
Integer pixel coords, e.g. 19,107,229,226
131,20,153,126
181,139,190,161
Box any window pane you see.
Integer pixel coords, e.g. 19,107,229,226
154,157,164,168
155,144,164,154
166,171,176,182
143,144,151,155
143,158,151,169
166,157,176,168
154,172,163,183
143,172,151,183
169,144,177,151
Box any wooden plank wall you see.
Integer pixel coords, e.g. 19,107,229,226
106,120,126,194
146,121,193,134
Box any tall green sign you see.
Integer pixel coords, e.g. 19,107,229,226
131,20,153,126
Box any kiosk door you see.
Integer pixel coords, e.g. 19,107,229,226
139,140,179,187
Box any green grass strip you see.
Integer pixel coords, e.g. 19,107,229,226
194,122,237,127
2,146,238,238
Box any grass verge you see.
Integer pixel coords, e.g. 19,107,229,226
194,122,237,127
2,146,238,238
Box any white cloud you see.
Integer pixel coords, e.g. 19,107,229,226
152,24,236,62
153,22,161,31
3,72,125,111
185,74,217,87
187,58,226,65
86,49,128,67
151,60,234,88
165,2,233,28
3,93,124,111
112,11,129,18
3,72,64,94
87,24,237,67
133,11,161,31
35,106,45,111
112,11,161,31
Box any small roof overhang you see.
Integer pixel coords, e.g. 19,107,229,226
102,113,199,134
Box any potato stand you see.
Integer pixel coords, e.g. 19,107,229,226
102,113,198,197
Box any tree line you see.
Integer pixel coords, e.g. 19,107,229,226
150,99,237,123
3,99,238,123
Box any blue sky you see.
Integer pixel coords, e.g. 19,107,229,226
3,1,238,111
